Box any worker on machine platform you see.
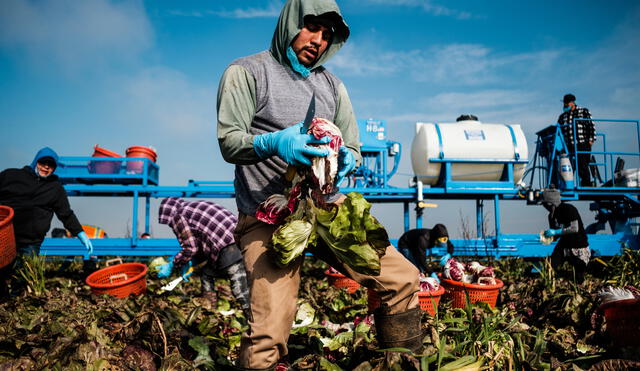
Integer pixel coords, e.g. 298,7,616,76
541,188,590,283
557,93,595,187
216,0,422,368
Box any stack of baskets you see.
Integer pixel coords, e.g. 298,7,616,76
325,269,360,294
86,259,148,298
0,206,16,269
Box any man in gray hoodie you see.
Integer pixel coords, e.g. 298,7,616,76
217,0,421,368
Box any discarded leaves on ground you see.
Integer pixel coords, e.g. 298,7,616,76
0,251,639,370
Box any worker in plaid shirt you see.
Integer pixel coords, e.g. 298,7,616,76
557,93,596,186
156,197,250,314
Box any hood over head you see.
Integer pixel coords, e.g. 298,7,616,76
30,147,59,171
159,197,186,225
431,224,450,239
270,0,349,71
431,223,454,254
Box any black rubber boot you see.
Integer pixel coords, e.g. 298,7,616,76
373,305,423,352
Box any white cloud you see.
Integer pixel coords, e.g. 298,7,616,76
169,1,282,19
424,90,538,110
329,42,561,86
0,0,153,71
357,0,476,20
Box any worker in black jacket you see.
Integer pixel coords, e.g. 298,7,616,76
0,147,93,257
397,224,454,275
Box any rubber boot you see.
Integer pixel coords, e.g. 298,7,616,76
373,305,423,352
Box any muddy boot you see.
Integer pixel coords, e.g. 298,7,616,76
373,305,423,352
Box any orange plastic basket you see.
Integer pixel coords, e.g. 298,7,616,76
368,286,445,316
599,298,640,347
0,205,16,269
86,260,148,298
440,278,504,308
325,269,360,293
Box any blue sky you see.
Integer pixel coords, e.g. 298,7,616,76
1,0,639,239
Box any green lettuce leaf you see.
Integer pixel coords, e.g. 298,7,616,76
271,219,317,266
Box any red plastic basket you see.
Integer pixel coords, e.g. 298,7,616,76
0,205,16,269
86,259,148,298
325,269,360,293
599,299,640,347
368,286,445,316
440,278,504,308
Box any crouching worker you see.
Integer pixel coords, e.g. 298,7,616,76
398,224,455,278
156,197,250,315
540,189,590,283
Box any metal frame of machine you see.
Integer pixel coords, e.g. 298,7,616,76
40,118,639,260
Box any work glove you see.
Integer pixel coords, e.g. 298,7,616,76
77,231,93,256
156,261,174,278
439,253,451,267
180,261,193,282
430,272,440,283
335,146,356,186
544,228,563,238
253,122,330,167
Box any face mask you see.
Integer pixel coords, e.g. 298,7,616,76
286,46,311,78
436,241,447,249
563,106,571,113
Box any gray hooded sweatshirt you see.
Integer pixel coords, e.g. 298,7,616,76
216,0,361,217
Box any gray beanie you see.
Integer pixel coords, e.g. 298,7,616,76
541,189,561,207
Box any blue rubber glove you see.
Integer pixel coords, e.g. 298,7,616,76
544,228,563,237
77,231,93,256
439,253,451,267
335,146,356,186
253,122,330,166
157,261,174,278
430,272,440,283
180,261,193,282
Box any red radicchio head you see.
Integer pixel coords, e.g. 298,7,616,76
307,118,344,194
255,194,292,225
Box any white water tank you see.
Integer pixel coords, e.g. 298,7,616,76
411,120,528,185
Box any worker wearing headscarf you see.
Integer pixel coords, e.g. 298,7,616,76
398,224,455,274
216,0,422,368
541,188,590,282
0,147,93,257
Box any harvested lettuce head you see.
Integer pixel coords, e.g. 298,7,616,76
260,118,388,275
270,192,388,275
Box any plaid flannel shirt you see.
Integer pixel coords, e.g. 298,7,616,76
557,106,595,149
159,198,237,267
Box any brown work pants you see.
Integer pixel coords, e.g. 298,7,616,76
234,213,420,369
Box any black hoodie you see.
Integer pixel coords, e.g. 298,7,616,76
397,224,454,273
0,148,82,245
